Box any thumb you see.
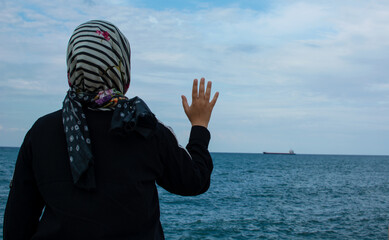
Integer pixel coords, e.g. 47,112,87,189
181,95,190,114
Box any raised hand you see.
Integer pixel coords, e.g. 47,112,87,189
181,78,219,128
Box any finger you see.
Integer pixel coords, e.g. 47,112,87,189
210,91,219,108
199,78,205,98
181,95,190,113
192,79,198,100
205,81,212,101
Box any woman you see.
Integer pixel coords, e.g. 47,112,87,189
4,20,218,240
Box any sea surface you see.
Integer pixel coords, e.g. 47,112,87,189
1,147,389,239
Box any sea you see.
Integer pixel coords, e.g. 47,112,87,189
1,147,389,239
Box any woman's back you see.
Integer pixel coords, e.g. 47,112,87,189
4,20,218,240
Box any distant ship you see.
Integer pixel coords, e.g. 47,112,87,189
263,150,296,155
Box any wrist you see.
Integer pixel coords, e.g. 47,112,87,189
191,121,208,128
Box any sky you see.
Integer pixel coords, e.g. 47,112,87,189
0,0,388,155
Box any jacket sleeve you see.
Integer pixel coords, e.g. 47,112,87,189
3,130,45,240
156,125,213,196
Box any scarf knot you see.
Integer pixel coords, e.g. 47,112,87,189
62,89,157,190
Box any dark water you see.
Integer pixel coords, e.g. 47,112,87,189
0,147,18,239
1,148,389,239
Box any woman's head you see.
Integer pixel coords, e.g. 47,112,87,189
66,20,131,94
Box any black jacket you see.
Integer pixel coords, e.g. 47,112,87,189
4,109,213,240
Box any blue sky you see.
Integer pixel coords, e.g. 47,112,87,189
0,0,389,155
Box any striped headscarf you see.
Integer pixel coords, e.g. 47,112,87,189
62,20,156,190
67,20,131,94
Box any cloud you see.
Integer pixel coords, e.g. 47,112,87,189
0,0,389,154
368,83,389,92
6,127,27,132
0,78,42,91
0,125,26,132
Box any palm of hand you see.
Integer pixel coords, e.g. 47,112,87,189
181,78,219,128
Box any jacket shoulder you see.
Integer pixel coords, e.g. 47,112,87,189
33,110,63,129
